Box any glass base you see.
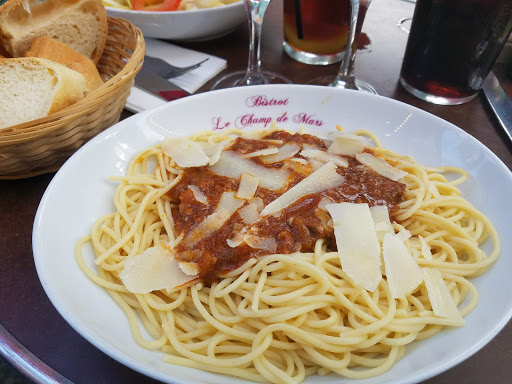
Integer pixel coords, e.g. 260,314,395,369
399,77,478,105
211,70,292,90
283,41,345,66
308,75,378,94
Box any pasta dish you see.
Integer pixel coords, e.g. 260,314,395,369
76,125,499,383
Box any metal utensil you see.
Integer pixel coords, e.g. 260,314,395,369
144,55,209,79
482,71,512,144
134,65,190,102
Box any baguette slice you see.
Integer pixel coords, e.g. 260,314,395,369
0,0,108,64
24,36,104,92
0,57,88,130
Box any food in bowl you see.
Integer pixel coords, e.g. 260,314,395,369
104,0,246,41
104,0,241,11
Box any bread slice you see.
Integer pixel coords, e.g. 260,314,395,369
24,36,104,92
0,57,88,129
0,0,107,64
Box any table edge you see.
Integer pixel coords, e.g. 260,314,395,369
0,322,74,384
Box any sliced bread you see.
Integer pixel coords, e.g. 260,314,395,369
0,57,88,130
0,0,108,64
24,36,104,92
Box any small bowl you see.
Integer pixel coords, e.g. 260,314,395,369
105,2,246,42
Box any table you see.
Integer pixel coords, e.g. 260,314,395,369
1,0,511,383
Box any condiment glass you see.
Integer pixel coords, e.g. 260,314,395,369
309,0,377,94
211,0,291,89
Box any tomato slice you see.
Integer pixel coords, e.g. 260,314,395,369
132,0,181,11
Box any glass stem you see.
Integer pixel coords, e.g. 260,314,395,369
331,0,360,89
243,0,271,85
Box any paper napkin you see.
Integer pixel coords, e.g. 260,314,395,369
125,37,227,113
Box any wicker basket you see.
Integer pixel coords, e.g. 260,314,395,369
0,17,145,179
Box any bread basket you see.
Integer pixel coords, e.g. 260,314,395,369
0,16,145,179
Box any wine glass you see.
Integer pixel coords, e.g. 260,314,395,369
211,0,291,89
310,0,377,94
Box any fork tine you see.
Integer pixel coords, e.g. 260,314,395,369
166,58,210,78
143,55,209,79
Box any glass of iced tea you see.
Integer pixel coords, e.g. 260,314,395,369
400,0,512,105
283,0,351,65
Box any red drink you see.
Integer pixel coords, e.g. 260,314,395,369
400,0,512,105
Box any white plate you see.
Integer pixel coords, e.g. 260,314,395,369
105,2,245,41
33,85,512,384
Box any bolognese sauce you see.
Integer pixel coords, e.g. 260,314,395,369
168,131,406,284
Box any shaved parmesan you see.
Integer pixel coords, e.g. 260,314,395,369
326,202,382,292
289,157,309,165
318,196,335,211
370,205,394,241
162,137,210,168
355,152,408,181
201,140,230,166
302,144,321,151
120,245,197,294
309,158,325,171
239,203,260,224
188,185,207,204
300,149,349,168
419,236,433,260
251,197,265,211
237,173,260,200
260,162,344,217
183,192,244,248
227,238,243,248
261,143,300,164
210,151,290,190
396,229,412,243
323,138,333,148
423,268,464,324
382,233,423,298
244,148,279,158
179,261,199,276
328,132,369,156
217,191,245,212
227,229,246,248
244,234,277,252
184,210,230,247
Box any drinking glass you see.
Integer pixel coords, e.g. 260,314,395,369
283,0,351,65
211,0,291,89
400,0,512,105
309,0,377,94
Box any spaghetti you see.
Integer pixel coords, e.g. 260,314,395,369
76,126,499,384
